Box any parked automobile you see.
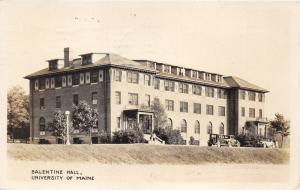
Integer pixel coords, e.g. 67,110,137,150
236,135,275,148
208,134,240,147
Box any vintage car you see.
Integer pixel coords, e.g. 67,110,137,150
208,134,240,147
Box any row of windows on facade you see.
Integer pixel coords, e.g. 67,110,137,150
239,90,265,102
144,62,223,83
241,107,263,118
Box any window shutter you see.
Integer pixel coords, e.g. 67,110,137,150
34,80,39,90
80,73,85,84
62,76,66,87
45,79,49,89
50,78,55,88
85,72,90,84
67,75,72,86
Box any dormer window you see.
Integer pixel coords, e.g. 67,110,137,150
192,71,197,78
164,65,171,73
81,54,92,65
48,59,58,71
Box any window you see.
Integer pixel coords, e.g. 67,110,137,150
116,117,121,129
127,71,139,84
67,75,72,86
206,105,214,115
39,117,45,132
259,128,262,137
144,74,151,86
259,109,263,118
217,89,227,99
115,91,121,104
62,76,66,87
73,94,79,106
241,107,245,117
80,73,85,84
166,118,173,128
91,70,99,83
179,83,189,93
165,100,174,111
85,72,90,83
219,123,224,135
40,98,45,110
82,54,92,65
56,96,61,108
55,76,62,88
92,92,98,105
193,103,201,114
114,69,122,82
240,90,246,100
73,73,80,85
99,70,104,82
181,119,187,133
218,106,225,116
198,72,204,80
145,94,150,107
180,101,188,112
154,78,160,90
39,79,45,90
50,78,55,88
164,80,175,91
192,71,197,78
248,91,256,101
164,65,171,73
192,85,202,95
207,122,213,134
194,121,200,134
46,79,50,89
205,87,214,97
249,108,255,118
34,80,39,90
258,93,264,102
128,93,138,105
205,73,211,80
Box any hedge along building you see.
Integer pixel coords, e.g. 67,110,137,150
25,48,269,145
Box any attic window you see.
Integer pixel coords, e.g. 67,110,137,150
82,54,92,65
48,60,58,71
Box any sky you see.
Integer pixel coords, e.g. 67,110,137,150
0,1,299,119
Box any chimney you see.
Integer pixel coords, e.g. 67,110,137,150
64,47,70,67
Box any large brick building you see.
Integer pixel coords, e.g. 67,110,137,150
25,48,270,145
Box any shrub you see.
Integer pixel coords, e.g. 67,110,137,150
99,130,111,144
112,128,144,144
154,127,185,145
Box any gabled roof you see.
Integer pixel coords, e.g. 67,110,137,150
25,54,157,79
223,76,268,93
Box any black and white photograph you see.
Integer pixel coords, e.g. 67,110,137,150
0,1,299,190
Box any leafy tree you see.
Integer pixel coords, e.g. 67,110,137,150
150,98,168,129
270,113,290,148
47,109,67,143
7,86,29,141
154,127,185,145
72,101,98,143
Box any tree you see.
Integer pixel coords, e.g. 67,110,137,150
270,113,290,148
47,109,67,143
150,98,168,129
72,101,98,144
7,86,29,141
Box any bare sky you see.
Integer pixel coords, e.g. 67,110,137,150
1,1,299,119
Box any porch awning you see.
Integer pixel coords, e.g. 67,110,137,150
123,108,154,117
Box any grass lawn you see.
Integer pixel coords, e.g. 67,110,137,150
7,143,289,164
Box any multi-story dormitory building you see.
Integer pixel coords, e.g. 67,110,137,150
25,48,270,145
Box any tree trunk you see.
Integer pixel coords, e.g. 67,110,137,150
281,135,284,148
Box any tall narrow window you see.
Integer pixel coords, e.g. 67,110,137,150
218,106,225,116
39,117,45,132
217,89,227,99
240,90,246,100
73,94,79,106
116,117,121,129
206,105,214,115
192,85,202,95
248,91,256,101
193,103,201,114
219,123,224,135
56,96,61,108
154,78,160,90
127,71,139,84
40,98,45,110
164,80,175,91
259,109,263,118
73,73,80,85
80,73,85,84
205,87,214,97
39,79,45,90
258,93,264,102
181,119,187,133
114,69,122,82
55,76,62,88
145,94,150,107
179,83,188,94
115,91,121,104
128,93,138,105
91,70,99,83
207,122,213,134
249,108,255,118
180,101,188,112
241,107,245,117
92,92,98,105
165,100,174,111
194,121,200,134
144,74,151,86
